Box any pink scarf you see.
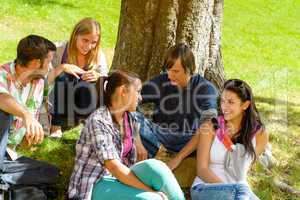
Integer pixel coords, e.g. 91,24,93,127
216,116,261,151
216,116,235,151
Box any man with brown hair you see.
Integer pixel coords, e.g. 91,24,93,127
0,35,84,198
134,43,218,170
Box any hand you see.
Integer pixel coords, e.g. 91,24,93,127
155,192,168,200
22,112,44,145
81,70,100,82
167,155,183,171
135,140,148,161
62,64,85,79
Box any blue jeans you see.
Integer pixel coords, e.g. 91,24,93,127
191,183,260,200
0,110,13,170
132,112,194,158
92,159,185,200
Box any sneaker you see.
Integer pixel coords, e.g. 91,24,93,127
49,126,63,138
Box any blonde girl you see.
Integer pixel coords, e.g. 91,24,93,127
50,18,108,137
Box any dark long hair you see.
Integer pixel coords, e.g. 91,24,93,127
96,70,139,108
222,79,264,160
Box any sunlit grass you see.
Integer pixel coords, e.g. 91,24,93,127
1,0,299,199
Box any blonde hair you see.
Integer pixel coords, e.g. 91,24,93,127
67,18,101,70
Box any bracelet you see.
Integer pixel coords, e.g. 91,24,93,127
157,192,168,200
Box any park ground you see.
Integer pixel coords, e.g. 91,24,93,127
0,0,299,199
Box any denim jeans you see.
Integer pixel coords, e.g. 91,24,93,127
132,112,194,158
0,110,13,170
50,73,97,129
191,183,260,200
92,159,185,200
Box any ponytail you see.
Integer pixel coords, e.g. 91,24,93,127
96,70,140,108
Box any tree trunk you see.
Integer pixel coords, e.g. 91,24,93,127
112,0,225,90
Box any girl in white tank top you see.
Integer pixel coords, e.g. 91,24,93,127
190,79,268,200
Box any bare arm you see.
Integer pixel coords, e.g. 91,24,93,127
104,159,154,192
0,93,43,144
167,121,212,170
47,64,86,85
255,129,269,157
135,133,148,161
196,123,223,183
46,65,65,85
0,93,30,118
167,132,199,170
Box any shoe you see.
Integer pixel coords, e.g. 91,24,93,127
49,126,63,139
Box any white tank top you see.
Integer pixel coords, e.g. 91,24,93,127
192,135,256,187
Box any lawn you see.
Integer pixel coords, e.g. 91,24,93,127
1,0,299,199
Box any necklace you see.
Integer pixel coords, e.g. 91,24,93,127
15,79,24,90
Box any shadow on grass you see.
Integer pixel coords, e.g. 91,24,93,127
254,96,300,199
256,96,300,107
256,95,300,125
48,142,76,199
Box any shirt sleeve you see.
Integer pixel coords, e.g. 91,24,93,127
0,70,9,94
51,41,67,68
89,117,120,164
141,75,162,105
195,80,219,123
96,50,109,76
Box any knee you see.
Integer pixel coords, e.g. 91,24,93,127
139,159,172,179
233,183,253,197
234,183,250,191
56,72,74,83
0,110,13,123
142,159,168,170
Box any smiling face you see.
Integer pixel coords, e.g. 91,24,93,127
167,59,190,87
76,33,99,56
221,89,250,122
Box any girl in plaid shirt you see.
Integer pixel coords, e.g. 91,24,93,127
69,70,185,200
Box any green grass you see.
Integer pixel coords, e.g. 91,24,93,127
223,0,300,199
0,0,119,64
1,0,299,199
223,0,300,95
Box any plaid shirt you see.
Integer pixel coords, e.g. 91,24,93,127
68,107,137,199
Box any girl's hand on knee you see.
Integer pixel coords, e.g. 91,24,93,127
136,141,148,161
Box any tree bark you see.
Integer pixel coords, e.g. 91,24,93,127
112,0,225,90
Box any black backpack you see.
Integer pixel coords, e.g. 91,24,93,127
0,156,59,200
